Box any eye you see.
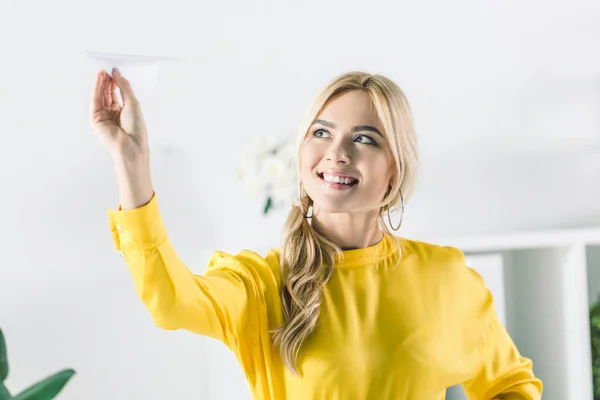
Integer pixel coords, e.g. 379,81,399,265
312,129,331,138
354,134,377,145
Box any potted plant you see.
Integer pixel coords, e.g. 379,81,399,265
0,327,75,400
591,298,600,400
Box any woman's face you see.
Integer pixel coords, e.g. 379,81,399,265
299,90,395,215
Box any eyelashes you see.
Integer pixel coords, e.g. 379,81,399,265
311,129,378,146
312,129,329,139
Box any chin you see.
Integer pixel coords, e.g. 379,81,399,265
313,202,351,214
304,192,355,214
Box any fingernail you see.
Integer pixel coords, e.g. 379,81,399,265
112,67,120,77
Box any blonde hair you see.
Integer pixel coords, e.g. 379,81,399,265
270,71,418,375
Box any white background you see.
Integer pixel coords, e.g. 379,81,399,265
1,0,599,398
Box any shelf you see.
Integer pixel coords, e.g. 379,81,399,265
416,226,600,253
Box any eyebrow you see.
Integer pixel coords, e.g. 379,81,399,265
311,119,384,138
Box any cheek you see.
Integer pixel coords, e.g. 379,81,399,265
365,157,394,188
299,143,320,175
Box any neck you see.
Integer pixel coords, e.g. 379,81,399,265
311,209,384,250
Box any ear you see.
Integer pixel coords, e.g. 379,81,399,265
385,185,392,198
390,170,400,187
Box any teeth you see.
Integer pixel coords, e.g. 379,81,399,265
322,174,356,185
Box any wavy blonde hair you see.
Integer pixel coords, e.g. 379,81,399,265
270,71,418,375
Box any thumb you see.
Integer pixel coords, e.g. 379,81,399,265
111,68,139,106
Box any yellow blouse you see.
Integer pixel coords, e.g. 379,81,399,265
107,194,543,400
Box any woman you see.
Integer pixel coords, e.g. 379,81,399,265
90,68,543,399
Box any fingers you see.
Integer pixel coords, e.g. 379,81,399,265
103,71,112,108
112,68,139,106
111,78,122,108
90,68,138,126
90,70,105,115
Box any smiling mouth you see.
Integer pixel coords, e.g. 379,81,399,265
318,173,359,189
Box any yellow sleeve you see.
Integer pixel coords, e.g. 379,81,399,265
461,270,543,399
106,193,275,352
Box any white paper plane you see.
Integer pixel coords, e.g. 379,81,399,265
86,51,178,102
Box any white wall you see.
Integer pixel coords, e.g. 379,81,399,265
1,0,599,398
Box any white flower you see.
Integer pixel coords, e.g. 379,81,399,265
271,180,296,207
262,155,287,182
278,141,298,162
243,174,263,195
236,135,298,214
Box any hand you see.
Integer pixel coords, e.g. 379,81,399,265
89,69,149,161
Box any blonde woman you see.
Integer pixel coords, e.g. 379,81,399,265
90,68,543,399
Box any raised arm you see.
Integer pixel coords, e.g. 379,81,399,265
89,68,275,347
107,193,271,346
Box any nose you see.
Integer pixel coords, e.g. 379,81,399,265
325,138,351,164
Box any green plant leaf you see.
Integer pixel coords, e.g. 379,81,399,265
0,381,12,400
13,369,75,400
263,197,272,214
0,328,8,382
591,298,600,399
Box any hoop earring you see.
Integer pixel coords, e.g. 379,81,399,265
295,182,313,219
299,197,313,219
386,191,404,231
293,195,313,219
